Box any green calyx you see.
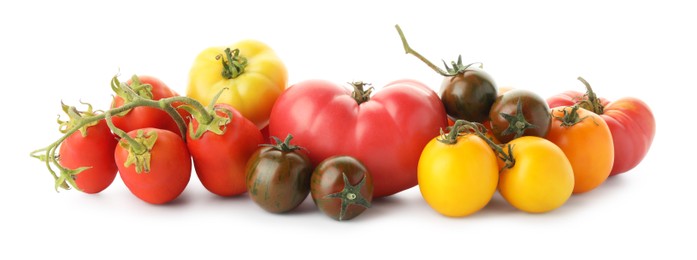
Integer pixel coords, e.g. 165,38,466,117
576,77,604,115
499,98,537,139
261,134,304,152
349,82,374,104
395,24,483,77
179,87,231,140
111,75,153,104
442,56,483,75
119,130,158,174
217,48,248,79
54,166,91,192
553,105,591,127
57,101,100,137
323,172,372,221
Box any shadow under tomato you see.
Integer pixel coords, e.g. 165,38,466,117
477,192,519,216
349,195,408,222
157,192,193,207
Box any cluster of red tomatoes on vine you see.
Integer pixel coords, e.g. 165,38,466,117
31,25,655,221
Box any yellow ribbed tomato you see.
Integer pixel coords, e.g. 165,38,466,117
418,130,498,217
498,136,574,213
187,40,287,129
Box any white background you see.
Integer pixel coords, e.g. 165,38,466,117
1,0,694,259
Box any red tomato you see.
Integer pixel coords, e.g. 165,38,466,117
111,75,190,137
59,120,118,193
269,80,447,198
115,128,191,204
187,104,263,196
547,79,655,175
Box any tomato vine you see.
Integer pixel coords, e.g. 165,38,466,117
30,74,222,191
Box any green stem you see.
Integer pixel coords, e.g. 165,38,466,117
452,120,516,170
31,81,214,191
437,120,467,144
217,48,248,79
104,111,145,154
577,77,604,115
349,82,374,105
395,25,452,77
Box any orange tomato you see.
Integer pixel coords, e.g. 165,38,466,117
546,106,614,194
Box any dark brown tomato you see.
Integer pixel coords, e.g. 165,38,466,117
246,145,313,213
310,156,373,221
440,69,498,123
489,89,551,144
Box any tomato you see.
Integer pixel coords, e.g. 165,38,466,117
440,68,498,122
59,119,118,194
547,77,655,175
489,89,551,144
246,135,312,213
111,75,190,137
547,106,614,194
186,104,263,197
395,25,497,123
115,128,191,204
417,121,498,217
498,136,574,213
310,156,373,221
269,80,447,198
187,40,287,129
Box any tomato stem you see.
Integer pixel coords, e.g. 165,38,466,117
261,134,305,152
553,105,593,127
323,172,371,221
499,98,538,140
395,24,483,77
217,48,248,79
31,74,220,191
437,120,468,144
349,82,373,104
450,120,516,170
576,77,604,115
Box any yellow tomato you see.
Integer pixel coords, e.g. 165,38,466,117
187,40,287,129
498,136,574,213
418,134,499,217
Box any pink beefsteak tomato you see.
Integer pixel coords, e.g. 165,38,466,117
269,80,447,198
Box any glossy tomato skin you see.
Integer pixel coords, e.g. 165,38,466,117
440,69,497,123
187,40,287,129
187,104,263,197
59,120,118,193
111,75,190,137
547,107,614,193
115,128,191,204
489,89,551,144
311,156,373,221
498,136,574,213
547,93,655,175
269,79,447,198
246,146,313,213
418,134,498,217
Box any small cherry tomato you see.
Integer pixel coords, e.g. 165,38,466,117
115,128,191,204
418,121,498,217
246,135,313,213
489,89,551,144
547,106,614,194
59,119,118,194
310,156,373,221
187,104,263,197
498,136,574,213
